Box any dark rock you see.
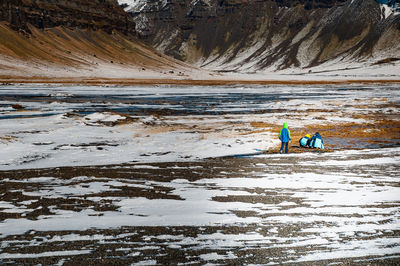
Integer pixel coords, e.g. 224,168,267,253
0,0,136,35
12,103,24,110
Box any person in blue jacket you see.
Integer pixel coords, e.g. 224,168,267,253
299,134,311,147
279,122,291,153
309,132,324,149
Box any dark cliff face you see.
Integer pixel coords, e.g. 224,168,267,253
0,0,194,77
129,0,400,71
0,0,135,35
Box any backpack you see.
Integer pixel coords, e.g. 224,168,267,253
299,137,309,147
310,133,324,149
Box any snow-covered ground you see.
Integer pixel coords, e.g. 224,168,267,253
0,83,399,264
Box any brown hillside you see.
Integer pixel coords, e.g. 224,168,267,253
0,22,195,78
0,0,198,79
0,22,186,70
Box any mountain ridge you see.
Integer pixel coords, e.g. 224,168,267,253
126,0,400,72
0,0,201,79
0,0,398,81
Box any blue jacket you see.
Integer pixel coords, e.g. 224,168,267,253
299,136,310,147
279,123,291,142
310,133,324,149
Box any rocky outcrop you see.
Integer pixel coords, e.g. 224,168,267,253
0,0,135,34
128,0,400,71
0,0,196,79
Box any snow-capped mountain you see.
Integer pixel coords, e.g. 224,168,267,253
122,0,400,72
0,0,398,76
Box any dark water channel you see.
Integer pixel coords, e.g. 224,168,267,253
1,84,387,118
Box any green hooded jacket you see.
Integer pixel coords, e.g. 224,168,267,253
278,122,291,142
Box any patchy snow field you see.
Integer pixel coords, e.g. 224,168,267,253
0,83,399,170
0,83,399,264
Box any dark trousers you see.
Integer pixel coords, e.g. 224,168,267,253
280,142,289,153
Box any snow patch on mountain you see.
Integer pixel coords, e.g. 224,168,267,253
118,0,146,12
377,0,400,17
380,4,394,19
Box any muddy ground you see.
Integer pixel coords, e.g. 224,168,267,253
1,150,399,265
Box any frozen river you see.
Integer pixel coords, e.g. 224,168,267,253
0,84,399,264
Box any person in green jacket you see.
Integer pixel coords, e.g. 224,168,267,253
279,122,291,153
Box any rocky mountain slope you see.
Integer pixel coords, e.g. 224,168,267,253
0,0,135,34
0,0,197,79
125,0,400,72
0,0,398,79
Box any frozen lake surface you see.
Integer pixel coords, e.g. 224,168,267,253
0,84,399,169
0,84,399,264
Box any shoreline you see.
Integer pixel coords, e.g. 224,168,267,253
1,76,400,86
